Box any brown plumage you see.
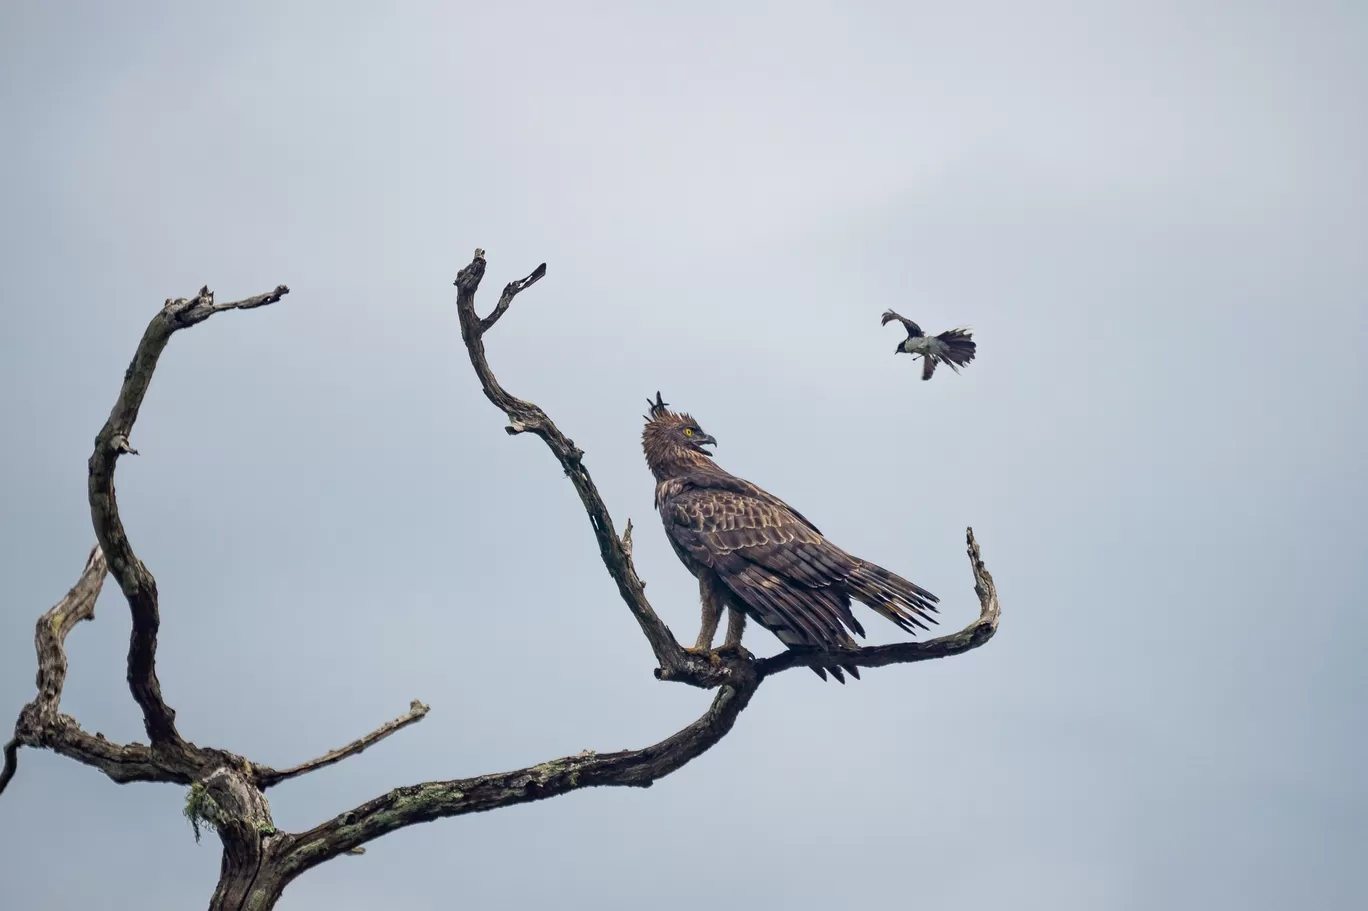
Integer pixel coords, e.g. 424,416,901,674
641,392,940,682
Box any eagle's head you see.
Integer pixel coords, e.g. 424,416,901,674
642,391,717,479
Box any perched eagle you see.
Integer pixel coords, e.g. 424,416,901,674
882,309,977,380
641,392,940,681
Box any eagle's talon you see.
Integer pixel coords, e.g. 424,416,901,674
713,643,752,661
682,645,722,666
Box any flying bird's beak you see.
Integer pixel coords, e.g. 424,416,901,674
894,342,905,354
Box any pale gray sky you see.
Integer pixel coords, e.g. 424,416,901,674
2,2,1365,909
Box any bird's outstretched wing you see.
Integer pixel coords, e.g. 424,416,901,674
662,473,940,653
881,309,923,338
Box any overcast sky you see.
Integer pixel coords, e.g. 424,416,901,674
2,2,1365,909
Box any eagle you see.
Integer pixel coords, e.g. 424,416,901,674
641,392,940,681
882,309,977,380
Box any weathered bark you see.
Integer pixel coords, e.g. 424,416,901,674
208,867,288,911
202,766,291,911
209,840,291,911
1,251,1002,910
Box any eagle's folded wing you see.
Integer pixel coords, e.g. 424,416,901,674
665,487,859,650
664,477,940,651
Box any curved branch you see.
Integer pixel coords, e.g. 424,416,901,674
87,284,288,747
278,670,759,878
756,527,1000,679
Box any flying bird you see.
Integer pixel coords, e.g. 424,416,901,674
641,392,940,682
882,309,977,380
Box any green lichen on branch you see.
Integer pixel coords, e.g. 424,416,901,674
183,781,225,843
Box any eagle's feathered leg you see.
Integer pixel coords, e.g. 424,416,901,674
683,574,725,661
714,606,752,660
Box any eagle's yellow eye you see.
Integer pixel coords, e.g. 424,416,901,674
683,428,693,436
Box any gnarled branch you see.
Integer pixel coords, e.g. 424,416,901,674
88,284,289,749
5,546,123,794
2,546,193,796
3,546,184,795
4,545,105,789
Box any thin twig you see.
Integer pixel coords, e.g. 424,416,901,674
478,262,546,334
257,701,431,789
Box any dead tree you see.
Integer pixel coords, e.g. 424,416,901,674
1,250,1001,910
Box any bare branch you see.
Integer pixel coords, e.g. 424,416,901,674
256,701,431,789
28,545,104,719
453,250,714,683
2,545,189,795
755,527,1001,679
478,261,546,333
87,284,289,748
278,671,759,877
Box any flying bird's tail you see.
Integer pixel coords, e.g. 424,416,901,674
922,329,976,381
844,561,940,634
937,328,976,367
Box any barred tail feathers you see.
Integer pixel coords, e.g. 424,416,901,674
845,561,941,634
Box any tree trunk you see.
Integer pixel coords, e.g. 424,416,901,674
200,765,292,911
208,857,288,911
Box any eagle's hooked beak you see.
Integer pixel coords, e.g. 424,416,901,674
696,433,717,453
